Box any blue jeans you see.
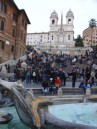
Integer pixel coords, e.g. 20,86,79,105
25,75,31,83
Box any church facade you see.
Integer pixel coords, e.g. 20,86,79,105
26,9,75,49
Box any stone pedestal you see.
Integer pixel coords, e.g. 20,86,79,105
57,88,62,97
86,88,91,96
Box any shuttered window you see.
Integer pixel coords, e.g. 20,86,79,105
0,40,5,50
1,1,7,14
0,20,4,31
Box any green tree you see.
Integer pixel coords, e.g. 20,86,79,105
26,45,32,49
75,35,84,47
89,18,96,28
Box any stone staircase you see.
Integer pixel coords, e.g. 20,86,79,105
0,55,27,79
26,87,97,96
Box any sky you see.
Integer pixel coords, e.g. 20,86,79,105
14,0,97,38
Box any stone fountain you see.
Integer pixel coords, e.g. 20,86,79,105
0,79,97,129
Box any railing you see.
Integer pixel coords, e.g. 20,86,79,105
38,46,90,51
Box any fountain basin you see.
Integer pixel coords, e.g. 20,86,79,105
44,102,97,129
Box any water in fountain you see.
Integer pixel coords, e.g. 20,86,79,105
48,103,97,127
0,107,30,129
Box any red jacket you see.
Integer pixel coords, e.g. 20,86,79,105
55,78,62,87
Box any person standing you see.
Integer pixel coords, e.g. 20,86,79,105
72,69,77,87
32,70,36,84
63,71,68,86
79,79,86,93
25,68,32,84
90,70,95,85
55,77,62,92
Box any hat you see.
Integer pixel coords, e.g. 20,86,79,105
50,78,53,81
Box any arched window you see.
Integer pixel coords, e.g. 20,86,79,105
52,19,55,25
68,19,71,24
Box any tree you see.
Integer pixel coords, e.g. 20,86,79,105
75,35,84,47
89,18,96,28
89,18,97,47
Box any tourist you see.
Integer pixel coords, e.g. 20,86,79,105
32,70,37,84
86,80,92,88
90,70,95,85
63,70,68,86
0,65,2,72
6,64,10,73
42,81,49,94
49,78,54,94
55,77,62,91
25,68,32,84
72,69,77,87
79,79,86,93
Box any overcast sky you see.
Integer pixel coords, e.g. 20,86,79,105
14,0,97,38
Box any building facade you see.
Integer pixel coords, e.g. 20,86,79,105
27,9,75,50
83,27,97,47
0,0,30,63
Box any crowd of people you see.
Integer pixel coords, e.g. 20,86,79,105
8,48,96,94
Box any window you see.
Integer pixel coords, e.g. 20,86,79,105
52,19,55,25
11,45,14,52
0,20,4,31
68,35,70,40
1,2,7,14
52,35,54,40
22,18,24,26
13,13,17,22
12,29,16,38
0,40,5,50
68,19,71,24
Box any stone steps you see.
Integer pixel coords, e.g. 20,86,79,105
26,87,97,96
